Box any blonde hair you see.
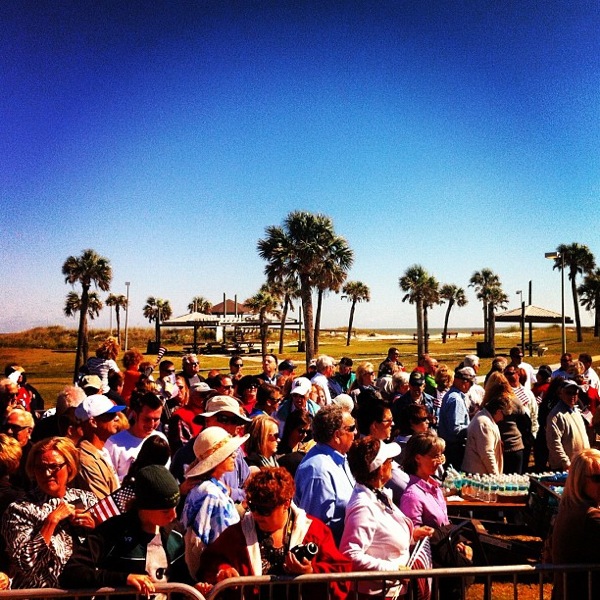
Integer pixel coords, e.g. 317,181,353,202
561,448,600,508
0,433,22,476
355,362,375,386
26,436,79,483
96,336,120,360
245,415,279,458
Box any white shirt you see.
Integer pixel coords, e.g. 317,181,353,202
311,372,332,404
585,366,600,389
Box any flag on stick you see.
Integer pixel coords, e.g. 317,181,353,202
88,484,136,524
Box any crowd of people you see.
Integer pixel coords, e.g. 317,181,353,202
0,338,599,598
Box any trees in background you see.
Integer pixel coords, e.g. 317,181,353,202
342,281,371,346
399,265,431,358
143,297,172,348
440,284,468,343
187,296,213,314
245,285,282,356
579,268,600,338
469,268,508,353
106,293,128,345
62,249,112,380
257,211,353,365
553,243,596,343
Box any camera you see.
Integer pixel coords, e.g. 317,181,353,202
290,542,319,562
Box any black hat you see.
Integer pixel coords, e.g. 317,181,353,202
339,357,353,367
537,365,552,379
134,465,180,510
409,371,425,386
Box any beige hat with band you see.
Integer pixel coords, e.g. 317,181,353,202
185,426,249,479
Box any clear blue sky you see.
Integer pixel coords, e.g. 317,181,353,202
1,1,599,333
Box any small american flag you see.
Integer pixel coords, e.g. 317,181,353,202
406,537,432,600
154,347,168,367
88,485,136,523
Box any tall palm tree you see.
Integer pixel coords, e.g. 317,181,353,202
106,293,128,345
257,211,354,365
421,274,440,355
578,268,600,337
553,243,596,342
268,277,301,354
439,284,468,343
244,285,282,356
62,249,112,379
187,296,213,314
143,297,173,347
399,265,430,358
313,258,349,354
469,268,501,344
342,281,371,346
64,292,103,362
486,285,509,351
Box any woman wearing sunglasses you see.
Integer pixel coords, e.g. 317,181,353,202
245,415,281,470
199,467,351,600
1,437,97,589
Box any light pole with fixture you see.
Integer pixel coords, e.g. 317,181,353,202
516,290,525,351
544,252,566,355
124,281,131,351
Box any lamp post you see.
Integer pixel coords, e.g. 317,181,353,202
516,290,525,353
544,252,566,355
124,281,131,352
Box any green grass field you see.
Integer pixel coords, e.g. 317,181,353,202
1,324,598,408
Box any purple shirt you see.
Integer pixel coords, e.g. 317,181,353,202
399,474,449,528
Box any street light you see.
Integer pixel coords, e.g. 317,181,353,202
124,281,131,352
544,252,566,355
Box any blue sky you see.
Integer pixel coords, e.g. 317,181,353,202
1,1,599,333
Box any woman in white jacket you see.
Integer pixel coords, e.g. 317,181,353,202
340,437,433,597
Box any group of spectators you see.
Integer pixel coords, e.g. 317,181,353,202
0,339,598,598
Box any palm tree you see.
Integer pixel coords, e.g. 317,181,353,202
469,268,501,344
553,243,596,342
421,274,440,354
439,284,468,343
244,285,282,356
187,296,213,314
64,292,103,362
62,249,112,379
486,285,509,351
257,211,354,365
578,268,600,337
143,297,173,347
268,277,301,354
106,293,128,345
313,259,349,354
399,265,430,358
342,281,371,346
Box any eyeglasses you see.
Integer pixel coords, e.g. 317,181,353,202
365,371,375,376
379,418,394,425
297,428,310,434
248,502,279,517
342,424,357,433
412,417,429,424
221,385,234,390
233,363,243,368
267,433,279,441
247,384,258,390
188,362,199,367
426,452,446,464
216,413,241,425
35,462,66,476
4,423,32,434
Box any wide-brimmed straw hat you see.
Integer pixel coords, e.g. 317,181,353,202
185,426,249,479
195,395,251,423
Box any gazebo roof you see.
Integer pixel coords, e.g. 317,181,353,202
495,304,573,324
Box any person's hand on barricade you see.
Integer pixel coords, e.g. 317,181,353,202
216,567,240,581
0,572,9,590
126,573,155,596
195,581,214,595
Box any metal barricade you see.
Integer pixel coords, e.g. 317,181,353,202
0,582,205,599
205,563,600,600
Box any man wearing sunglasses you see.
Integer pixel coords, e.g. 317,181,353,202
547,379,590,471
294,404,356,544
179,354,205,389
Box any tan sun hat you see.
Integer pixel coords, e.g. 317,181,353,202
185,426,249,479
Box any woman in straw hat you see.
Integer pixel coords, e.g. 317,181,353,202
182,426,249,577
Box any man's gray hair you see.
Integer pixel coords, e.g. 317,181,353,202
312,404,345,444
464,355,479,369
316,355,335,373
56,385,85,416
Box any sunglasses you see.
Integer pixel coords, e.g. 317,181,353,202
4,423,32,434
216,413,241,425
412,416,429,424
297,428,310,434
342,424,357,433
35,462,66,476
248,502,280,517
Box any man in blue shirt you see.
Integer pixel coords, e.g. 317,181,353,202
294,404,356,544
438,367,475,470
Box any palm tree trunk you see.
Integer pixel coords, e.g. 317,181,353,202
313,289,324,355
595,291,600,338
300,275,314,367
346,301,356,346
483,302,489,343
570,273,583,342
442,300,454,344
115,307,121,345
278,296,289,355
423,304,430,354
488,303,496,353
73,286,89,380
260,309,268,356
416,299,424,358
155,312,161,347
